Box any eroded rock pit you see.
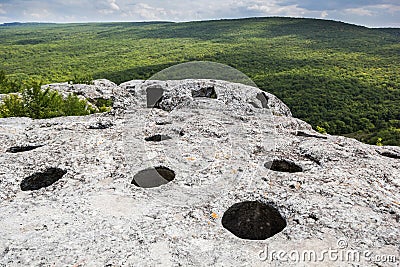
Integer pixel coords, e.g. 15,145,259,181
222,201,287,240
131,166,175,188
20,167,67,191
145,134,172,142
265,159,303,173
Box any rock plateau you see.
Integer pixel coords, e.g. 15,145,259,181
0,79,399,266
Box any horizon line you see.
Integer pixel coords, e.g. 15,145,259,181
1,16,399,29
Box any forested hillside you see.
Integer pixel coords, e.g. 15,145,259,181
0,17,399,145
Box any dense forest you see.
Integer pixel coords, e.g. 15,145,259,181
0,17,399,145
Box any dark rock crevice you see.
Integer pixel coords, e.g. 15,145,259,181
6,145,44,153
256,92,269,108
265,159,303,173
145,134,172,142
378,150,400,159
295,130,328,139
192,86,217,99
88,121,113,129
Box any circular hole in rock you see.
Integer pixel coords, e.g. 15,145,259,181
20,167,67,191
222,201,287,240
145,134,172,142
265,159,303,173
131,166,175,188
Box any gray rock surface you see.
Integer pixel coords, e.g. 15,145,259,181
42,79,118,100
0,79,399,266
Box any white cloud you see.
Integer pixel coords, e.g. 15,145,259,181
344,7,375,16
370,4,400,13
99,9,114,15
109,0,120,11
320,11,328,18
246,0,308,16
98,0,120,14
124,3,167,20
0,4,6,15
23,8,52,20
343,4,400,17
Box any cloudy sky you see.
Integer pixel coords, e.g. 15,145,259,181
0,0,399,27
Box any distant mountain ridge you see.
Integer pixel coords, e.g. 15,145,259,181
0,22,57,27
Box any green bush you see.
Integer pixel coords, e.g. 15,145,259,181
0,83,98,119
316,126,327,134
72,73,94,85
64,94,96,116
0,94,25,117
93,98,113,113
0,70,23,94
376,137,383,146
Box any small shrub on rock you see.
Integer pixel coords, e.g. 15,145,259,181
0,82,97,119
